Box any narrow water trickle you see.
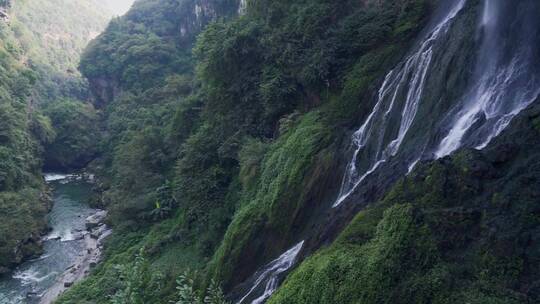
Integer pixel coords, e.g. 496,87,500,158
236,241,304,304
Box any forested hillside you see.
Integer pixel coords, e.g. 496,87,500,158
11,0,110,103
57,0,437,302
0,5,52,273
0,0,109,274
10,0,110,171
61,0,540,302
2,0,539,303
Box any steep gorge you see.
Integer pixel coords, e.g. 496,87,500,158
58,0,540,303
0,0,111,281
2,0,540,303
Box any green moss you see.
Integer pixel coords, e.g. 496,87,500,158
270,123,540,303
55,0,437,301
210,110,334,288
269,204,441,304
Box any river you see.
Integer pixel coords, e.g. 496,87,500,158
0,174,97,303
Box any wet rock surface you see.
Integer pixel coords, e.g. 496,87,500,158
39,210,111,304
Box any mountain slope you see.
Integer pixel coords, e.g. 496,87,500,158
56,0,433,302
0,13,52,274
54,0,540,303
271,102,540,303
0,0,111,273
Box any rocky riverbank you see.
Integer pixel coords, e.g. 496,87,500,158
0,190,52,277
39,210,111,304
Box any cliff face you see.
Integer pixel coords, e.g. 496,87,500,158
269,0,540,302
59,0,540,303
65,0,435,302
270,100,540,304
83,0,242,107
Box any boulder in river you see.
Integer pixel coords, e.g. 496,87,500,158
85,210,107,230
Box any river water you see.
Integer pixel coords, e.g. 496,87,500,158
0,174,95,304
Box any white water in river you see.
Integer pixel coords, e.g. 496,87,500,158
0,175,95,304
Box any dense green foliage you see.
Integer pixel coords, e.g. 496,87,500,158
204,0,432,289
269,105,540,303
4,0,538,303
0,16,52,271
42,99,100,170
57,0,433,302
11,0,109,170
11,0,110,103
0,0,109,272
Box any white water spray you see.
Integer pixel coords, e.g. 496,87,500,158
333,0,467,208
435,0,540,158
237,241,304,304
238,0,247,15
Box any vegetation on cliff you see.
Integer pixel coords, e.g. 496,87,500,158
0,14,52,272
0,0,109,272
57,0,433,302
270,104,540,303
3,0,539,303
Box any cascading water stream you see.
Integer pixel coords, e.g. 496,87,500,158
238,0,247,15
333,0,467,208
435,0,540,157
235,2,468,303
235,1,540,302
336,0,540,207
236,241,304,304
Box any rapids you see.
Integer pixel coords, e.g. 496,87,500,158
0,175,96,304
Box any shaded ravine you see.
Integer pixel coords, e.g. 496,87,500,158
234,0,540,303
0,174,109,304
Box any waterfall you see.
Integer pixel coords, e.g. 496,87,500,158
236,241,304,304
435,0,540,158
333,0,467,208
336,0,540,207
234,1,540,302
238,0,247,15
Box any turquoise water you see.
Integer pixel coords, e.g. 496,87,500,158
0,175,95,304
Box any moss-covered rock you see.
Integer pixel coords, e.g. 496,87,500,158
210,111,338,290
269,105,540,303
